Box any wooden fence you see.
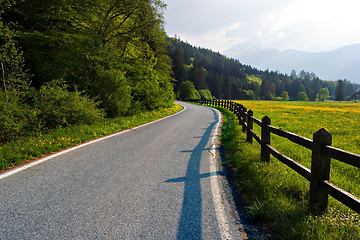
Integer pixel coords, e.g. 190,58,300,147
199,99,360,214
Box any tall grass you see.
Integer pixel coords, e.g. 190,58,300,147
218,101,360,239
0,104,182,171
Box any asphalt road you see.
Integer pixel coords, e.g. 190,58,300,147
0,102,244,239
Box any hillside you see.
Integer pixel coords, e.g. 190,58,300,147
168,38,360,101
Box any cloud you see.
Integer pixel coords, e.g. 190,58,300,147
164,0,360,52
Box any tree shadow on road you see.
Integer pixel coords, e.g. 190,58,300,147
165,109,220,240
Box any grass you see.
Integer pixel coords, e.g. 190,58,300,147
217,101,360,239
0,104,183,171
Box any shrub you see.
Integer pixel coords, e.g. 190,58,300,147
35,79,103,129
0,91,33,143
298,91,309,101
94,69,131,117
198,89,213,100
178,81,200,100
281,91,289,101
274,97,284,101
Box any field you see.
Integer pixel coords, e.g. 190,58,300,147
220,101,360,239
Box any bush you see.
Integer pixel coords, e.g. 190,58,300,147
264,94,275,100
298,91,309,101
281,91,289,101
35,79,103,129
198,89,213,100
178,81,200,100
94,69,131,117
0,91,35,143
274,97,284,101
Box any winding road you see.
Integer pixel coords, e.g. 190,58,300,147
0,102,245,239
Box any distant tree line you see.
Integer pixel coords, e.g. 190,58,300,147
168,38,360,101
0,0,174,143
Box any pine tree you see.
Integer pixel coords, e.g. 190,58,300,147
335,80,346,101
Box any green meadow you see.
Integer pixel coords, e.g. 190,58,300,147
219,101,360,239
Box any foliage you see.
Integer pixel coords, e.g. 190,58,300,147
2,0,173,116
94,69,131,117
0,103,182,170
178,80,200,100
349,91,360,102
220,101,360,239
0,91,35,143
35,80,104,129
0,0,175,145
281,91,289,101
0,26,30,93
198,89,213,100
318,88,330,101
0,22,34,143
335,80,346,101
168,38,360,101
298,91,309,101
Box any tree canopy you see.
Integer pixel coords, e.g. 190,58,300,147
168,38,360,101
0,0,174,143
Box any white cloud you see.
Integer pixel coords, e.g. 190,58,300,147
164,0,360,52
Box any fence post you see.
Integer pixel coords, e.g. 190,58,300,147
239,105,243,125
261,116,271,162
310,128,332,212
247,110,253,143
242,107,247,132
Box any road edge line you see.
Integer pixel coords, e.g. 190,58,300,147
209,108,235,240
0,103,187,180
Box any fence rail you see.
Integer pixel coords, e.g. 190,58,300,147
198,99,360,214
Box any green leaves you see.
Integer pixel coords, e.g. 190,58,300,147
0,26,30,93
35,79,103,128
0,0,174,144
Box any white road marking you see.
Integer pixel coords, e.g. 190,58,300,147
0,104,187,180
209,108,234,240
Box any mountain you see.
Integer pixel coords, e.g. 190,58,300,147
223,43,360,84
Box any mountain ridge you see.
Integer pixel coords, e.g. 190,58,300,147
223,43,360,84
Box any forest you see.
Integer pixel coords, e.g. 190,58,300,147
2,0,360,145
0,0,174,143
168,37,360,101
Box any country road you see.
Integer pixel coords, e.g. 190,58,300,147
0,102,246,239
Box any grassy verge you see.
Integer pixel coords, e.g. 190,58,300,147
218,106,360,239
0,104,183,171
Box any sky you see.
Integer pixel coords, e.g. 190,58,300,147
163,0,360,53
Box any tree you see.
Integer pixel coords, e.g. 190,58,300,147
189,61,206,90
335,80,346,101
178,81,200,100
318,88,329,102
281,91,289,101
198,89,213,100
172,47,186,91
0,26,30,95
4,0,174,115
298,91,309,101
349,90,360,102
